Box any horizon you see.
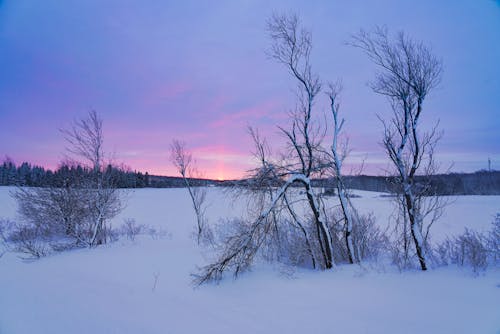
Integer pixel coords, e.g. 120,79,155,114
1,1,499,180
2,155,498,183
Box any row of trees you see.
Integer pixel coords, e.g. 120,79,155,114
312,171,500,195
0,158,151,188
3,157,498,194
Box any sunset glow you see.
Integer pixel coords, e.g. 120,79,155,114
0,1,499,178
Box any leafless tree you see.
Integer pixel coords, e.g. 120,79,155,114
195,14,341,284
10,112,124,255
62,110,124,247
246,127,319,267
268,13,334,269
326,82,360,264
351,27,443,270
13,181,87,236
170,139,209,244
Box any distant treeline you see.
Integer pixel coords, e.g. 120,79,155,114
1,159,499,194
0,160,148,188
0,159,218,188
311,171,500,195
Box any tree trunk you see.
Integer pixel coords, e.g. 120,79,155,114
304,182,333,269
404,192,427,270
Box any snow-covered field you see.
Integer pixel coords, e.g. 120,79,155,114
0,186,499,334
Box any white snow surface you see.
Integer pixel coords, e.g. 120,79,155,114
0,186,499,334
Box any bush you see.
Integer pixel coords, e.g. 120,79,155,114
328,210,388,264
120,218,146,241
353,213,389,261
435,229,488,272
2,216,151,258
0,218,16,257
486,213,500,264
433,215,500,272
8,223,50,258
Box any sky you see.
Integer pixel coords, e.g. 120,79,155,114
0,0,499,180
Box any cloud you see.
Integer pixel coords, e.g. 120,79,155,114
208,99,283,128
143,81,191,106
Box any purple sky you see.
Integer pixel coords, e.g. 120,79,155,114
1,0,499,179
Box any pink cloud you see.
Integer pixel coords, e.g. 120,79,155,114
208,99,283,128
143,81,191,106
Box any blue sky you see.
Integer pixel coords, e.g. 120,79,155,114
0,0,499,178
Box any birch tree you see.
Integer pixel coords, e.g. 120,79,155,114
326,83,359,264
170,139,208,244
268,13,334,269
351,27,443,270
11,112,125,255
63,110,123,247
195,14,339,284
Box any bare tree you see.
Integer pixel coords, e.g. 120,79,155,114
10,112,124,255
351,27,443,270
326,83,359,264
63,110,124,247
247,126,318,268
268,13,334,269
195,14,341,284
170,139,209,244
13,178,87,237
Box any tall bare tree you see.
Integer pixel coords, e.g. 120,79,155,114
268,13,334,269
351,27,443,270
170,139,208,244
195,14,339,284
63,110,123,247
326,83,359,264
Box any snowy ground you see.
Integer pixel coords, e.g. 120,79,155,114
0,186,499,334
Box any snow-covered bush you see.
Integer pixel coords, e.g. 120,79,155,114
0,218,15,257
435,229,488,272
432,215,499,272
329,211,388,263
195,217,258,283
120,218,145,241
4,217,156,258
146,226,170,240
486,213,500,264
262,217,318,268
7,222,50,258
353,213,389,261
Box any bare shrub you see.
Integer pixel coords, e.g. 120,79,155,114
328,210,388,263
12,185,88,243
434,214,500,271
353,213,389,261
147,226,170,240
195,217,260,284
0,218,15,257
486,213,500,264
8,223,50,259
435,229,488,272
196,223,215,247
256,215,318,269
120,218,146,241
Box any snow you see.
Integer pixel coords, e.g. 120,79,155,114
0,186,499,333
